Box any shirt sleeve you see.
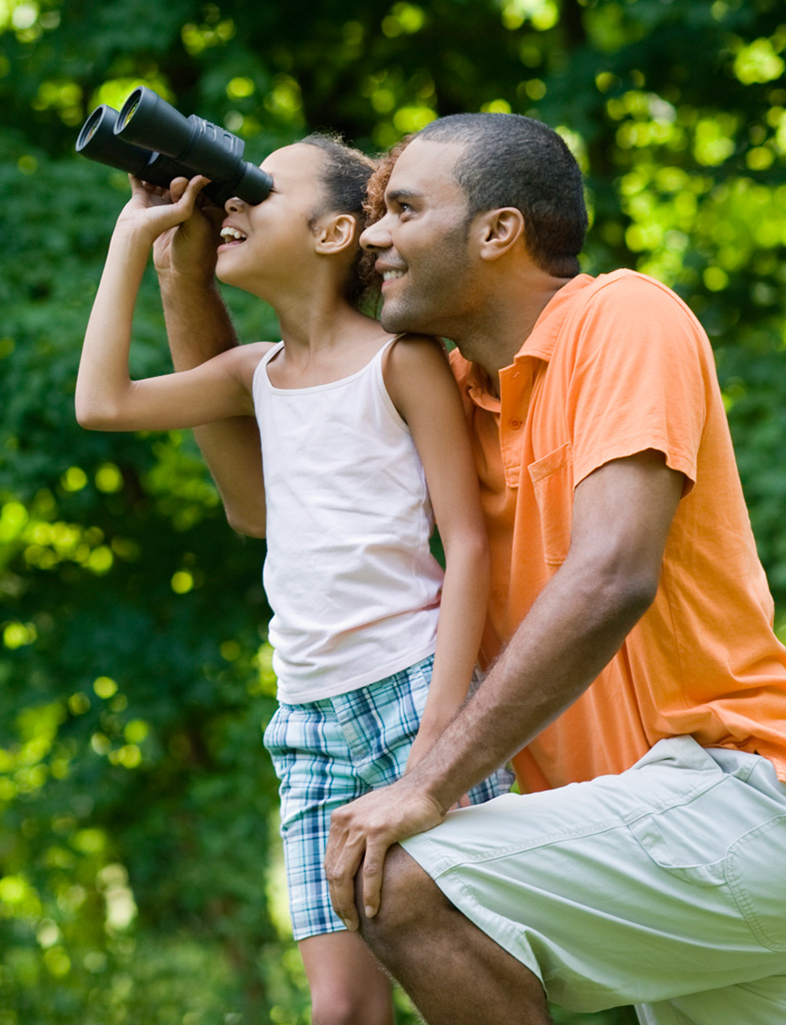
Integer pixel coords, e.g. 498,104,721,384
566,273,714,493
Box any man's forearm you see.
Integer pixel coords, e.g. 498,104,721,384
411,551,654,811
325,545,655,930
407,453,684,810
160,271,238,367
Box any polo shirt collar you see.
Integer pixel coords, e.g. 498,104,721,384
513,273,595,365
466,273,595,410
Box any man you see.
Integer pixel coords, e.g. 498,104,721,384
161,114,786,1024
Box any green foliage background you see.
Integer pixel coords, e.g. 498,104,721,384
1,0,785,1022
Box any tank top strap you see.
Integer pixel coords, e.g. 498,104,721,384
261,340,285,364
252,341,284,395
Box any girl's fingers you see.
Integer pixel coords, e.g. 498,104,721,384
128,175,167,198
168,176,189,202
172,175,209,203
188,175,211,195
174,177,210,219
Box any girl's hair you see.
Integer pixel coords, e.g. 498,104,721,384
300,132,378,307
356,136,411,306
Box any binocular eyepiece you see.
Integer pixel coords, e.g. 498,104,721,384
75,87,273,208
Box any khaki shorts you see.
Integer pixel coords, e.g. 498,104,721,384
401,736,786,1025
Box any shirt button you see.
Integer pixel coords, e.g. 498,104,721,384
509,418,522,430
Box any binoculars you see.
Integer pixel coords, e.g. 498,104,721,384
75,86,273,207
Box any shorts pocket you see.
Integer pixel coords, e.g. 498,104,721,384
627,814,727,887
262,703,286,755
625,774,731,888
528,442,574,566
262,703,297,786
725,815,786,951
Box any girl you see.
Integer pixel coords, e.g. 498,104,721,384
76,134,511,1025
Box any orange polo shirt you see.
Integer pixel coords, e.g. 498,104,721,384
451,269,786,791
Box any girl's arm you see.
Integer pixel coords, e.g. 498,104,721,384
384,336,490,772
76,176,261,433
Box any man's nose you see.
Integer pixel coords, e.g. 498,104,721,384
225,196,245,213
360,214,392,251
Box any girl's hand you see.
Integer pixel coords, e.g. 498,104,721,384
116,174,210,250
151,176,224,283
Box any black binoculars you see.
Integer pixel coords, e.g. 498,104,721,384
75,86,273,208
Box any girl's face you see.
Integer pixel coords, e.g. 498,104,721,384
215,143,329,294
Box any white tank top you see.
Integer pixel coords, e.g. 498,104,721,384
252,338,443,703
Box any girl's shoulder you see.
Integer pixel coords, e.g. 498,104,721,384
383,335,456,420
383,333,451,381
243,340,279,358
218,340,279,390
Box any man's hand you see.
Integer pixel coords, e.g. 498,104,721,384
325,777,447,932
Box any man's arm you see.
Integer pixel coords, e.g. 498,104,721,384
154,181,267,537
325,449,684,929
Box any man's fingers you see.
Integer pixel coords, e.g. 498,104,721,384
325,830,364,932
360,838,391,920
326,783,437,930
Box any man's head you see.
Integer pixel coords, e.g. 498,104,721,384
416,113,587,277
360,113,587,338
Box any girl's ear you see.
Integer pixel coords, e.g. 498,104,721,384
476,208,525,261
314,213,357,255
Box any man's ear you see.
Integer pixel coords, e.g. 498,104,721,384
476,208,525,261
314,213,357,255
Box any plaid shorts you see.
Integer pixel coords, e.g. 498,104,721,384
263,654,515,940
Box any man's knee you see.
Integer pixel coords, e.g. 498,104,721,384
357,844,450,950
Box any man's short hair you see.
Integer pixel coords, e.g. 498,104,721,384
418,113,587,277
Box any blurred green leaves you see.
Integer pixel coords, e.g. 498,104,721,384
1,1,785,1022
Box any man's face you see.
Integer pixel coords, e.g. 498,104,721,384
360,138,477,337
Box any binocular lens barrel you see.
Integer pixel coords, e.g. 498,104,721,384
75,88,273,206
76,105,157,180
75,104,224,195
115,88,193,159
114,87,272,205
120,95,141,131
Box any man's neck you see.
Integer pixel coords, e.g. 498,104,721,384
452,272,574,398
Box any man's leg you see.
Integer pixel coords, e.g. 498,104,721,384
359,844,552,1025
357,739,786,1023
